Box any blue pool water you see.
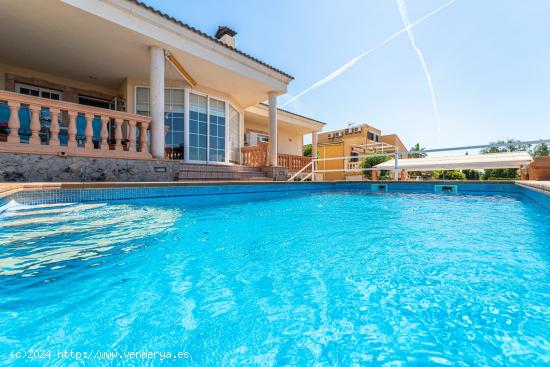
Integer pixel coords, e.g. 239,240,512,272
0,187,549,366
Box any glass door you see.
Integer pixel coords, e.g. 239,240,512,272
208,98,225,163
189,93,208,161
136,86,185,159
189,93,227,163
164,89,185,159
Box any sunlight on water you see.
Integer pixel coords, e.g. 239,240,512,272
0,203,179,276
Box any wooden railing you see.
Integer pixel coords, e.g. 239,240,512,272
241,142,268,167
0,90,152,159
278,153,312,171
241,142,312,171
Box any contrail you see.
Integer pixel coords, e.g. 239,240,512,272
280,0,457,108
396,0,442,132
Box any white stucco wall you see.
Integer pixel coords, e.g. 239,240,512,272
244,120,304,156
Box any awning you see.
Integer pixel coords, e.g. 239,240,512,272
375,152,533,171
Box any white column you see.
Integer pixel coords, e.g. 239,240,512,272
311,131,318,181
238,110,245,165
393,152,399,181
311,131,318,158
224,101,229,163
268,92,278,166
150,46,165,159
183,87,190,162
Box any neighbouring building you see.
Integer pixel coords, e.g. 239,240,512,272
0,0,324,182
316,123,407,181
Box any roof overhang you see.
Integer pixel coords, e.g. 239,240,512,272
375,152,533,171
245,104,325,134
0,0,292,107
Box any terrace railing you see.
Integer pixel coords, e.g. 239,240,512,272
241,142,268,167
241,141,312,171
347,161,360,171
0,90,152,159
278,153,312,172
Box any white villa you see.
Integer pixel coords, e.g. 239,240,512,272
0,0,324,181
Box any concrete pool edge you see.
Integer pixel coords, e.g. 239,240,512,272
516,181,550,195
2,180,548,210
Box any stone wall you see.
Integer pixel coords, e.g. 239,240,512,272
0,152,181,182
262,166,289,181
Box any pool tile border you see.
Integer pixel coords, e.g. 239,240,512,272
1,180,549,213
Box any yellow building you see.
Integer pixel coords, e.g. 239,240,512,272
316,123,407,181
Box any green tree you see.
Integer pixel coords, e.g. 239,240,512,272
480,139,530,180
303,144,312,157
532,143,549,157
360,153,391,179
410,143,427,158
480,139,531,154
434,170,466,180
408,143,428,179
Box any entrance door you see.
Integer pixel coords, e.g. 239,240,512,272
189,93,208,161
189,93,226,163
164,89,185,160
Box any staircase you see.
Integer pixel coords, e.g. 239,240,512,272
176,163,272,181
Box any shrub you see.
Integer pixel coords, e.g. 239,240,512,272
303,144,312,157
360,153,391,179
433,170,466,180
462,169,481,180
482,169,518,180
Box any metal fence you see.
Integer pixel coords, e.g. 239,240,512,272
288,139,550,182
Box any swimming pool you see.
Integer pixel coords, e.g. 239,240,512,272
1,183,549,366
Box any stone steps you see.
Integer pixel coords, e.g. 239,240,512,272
177,163,271,181
179,164,264,173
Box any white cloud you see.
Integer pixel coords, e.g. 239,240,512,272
396,0,442,132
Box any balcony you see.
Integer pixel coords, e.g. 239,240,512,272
0,91,152,159
241,142,312,171
347,161,360,171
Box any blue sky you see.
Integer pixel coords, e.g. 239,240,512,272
146,0,550,149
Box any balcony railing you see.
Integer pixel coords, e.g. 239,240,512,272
0,90,152,159
347,161,360,171
241,142,268,167
241,141,312,171
278,153,312,171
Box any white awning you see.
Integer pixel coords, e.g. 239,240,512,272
375,152,533,171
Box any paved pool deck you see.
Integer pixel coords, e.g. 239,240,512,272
516,181,550,195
